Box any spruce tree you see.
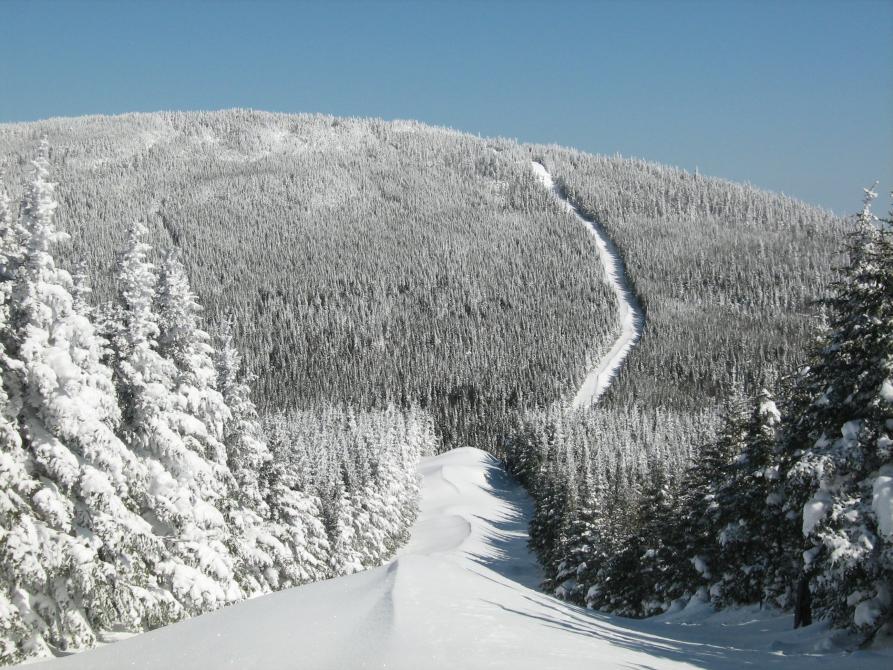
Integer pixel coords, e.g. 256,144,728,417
1,145,174,657
109,222,242,616
679,389,749,604
214,317,271,513
156,251,230,469
785,187,893,636
327,476,365,576
262,414,331,585
638,463,688,611
0,173,48,663
603,464,678,617
555,442,606,605
0,173,25,289
713,390,787,607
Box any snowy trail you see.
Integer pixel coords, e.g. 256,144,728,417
28,448,889,670
531,161,644,409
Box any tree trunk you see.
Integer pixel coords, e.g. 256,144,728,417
793,573,812,628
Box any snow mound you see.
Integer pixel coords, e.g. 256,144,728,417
24,448,892,669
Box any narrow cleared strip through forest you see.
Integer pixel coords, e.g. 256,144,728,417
530,161,645,409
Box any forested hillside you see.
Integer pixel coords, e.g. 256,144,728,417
508,168,891,641
0,111,866,662
502,148,851,620
0,111,619,450
0,112,842,455
540,149,843,410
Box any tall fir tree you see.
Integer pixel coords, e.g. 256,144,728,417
0,145,175,659
713,390,788,607
0,167,49,665
784,187,893,636
109,222,242,616
214,317,271,513
263,419,331,584
156,251,230,470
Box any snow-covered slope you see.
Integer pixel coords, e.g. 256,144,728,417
25,447,889,670
531,161,645,409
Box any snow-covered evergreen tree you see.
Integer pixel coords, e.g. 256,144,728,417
785,187,893,636
668,389,749,604
0,145,175,660
713,390,788,607
109,222,241,616
559,442,607,604
528,410,571,581
156,251,230,469
214,317,270,513
0,189,46,663
263,425,331,584
209,316,296,593
636,464,683,615
0,172,24,289
326,477,365,577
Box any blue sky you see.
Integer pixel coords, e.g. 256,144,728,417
1,0,890,214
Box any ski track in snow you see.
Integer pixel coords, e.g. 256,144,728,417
530,161,644,409
27,448,890,670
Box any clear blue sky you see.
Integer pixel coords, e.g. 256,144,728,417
1,0,891,214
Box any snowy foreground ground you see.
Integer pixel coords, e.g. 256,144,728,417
25,448,890,669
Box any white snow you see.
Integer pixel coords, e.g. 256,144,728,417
840,420,862,445
803,489,833,536
759,396,782,425
854,598,883,629
691,555,710,578
872,464,893,539
530,161,644,409
23,447,891,670
853,584,890,630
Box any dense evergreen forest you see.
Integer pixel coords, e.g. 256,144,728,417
0,112,619,451
541,149,844,410
0,144,434,664
0,111,841,454
2,111,884,661
508,187,892,642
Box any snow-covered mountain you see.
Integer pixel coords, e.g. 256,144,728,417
3,112,887,666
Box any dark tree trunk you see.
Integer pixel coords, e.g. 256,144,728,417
793,573,812,628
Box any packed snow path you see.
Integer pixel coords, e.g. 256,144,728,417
531,161,645,409
28,448,888,670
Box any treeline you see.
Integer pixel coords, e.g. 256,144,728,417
263,406,434,576
507,191,892,640
0,147,435,665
